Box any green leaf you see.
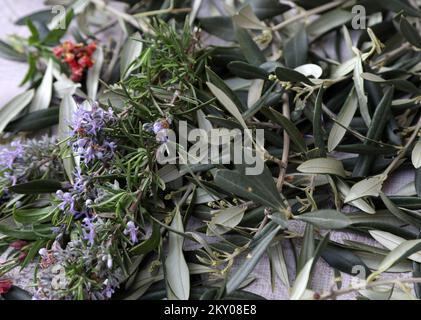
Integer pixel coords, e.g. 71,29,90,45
5,107,59,133
29,58,53,112
369,230,421,263
165,208,190,300
120,32,143,80
296,210,352,229
353,86,394,177
0,89,34,134
227,61,269,79
213,166,286,214
198,17,234,41
291,233,329,300
268,242,290,287
380,192,421,228
235,26,266,66
297,158,346,177
373,0,421,17
345,175,385,203
13,206,55,225
275,67,312,85
353,53,370,127
321,244,371,276
313,86,326,157
232,4,267,30
207,205,246,235
284,25,307,69
268,107,307,153
327,88,358,152
9,179,63,194
290,257,314,300
416,167,421,197
247,0,290,19
87,46,103,101
206,67,246,112
0,224,54,241
226,224,281,294
58,94,77,183
374,239,421,275
412,139,421,169
307,9,353,39
15,9,53,26
399,17,421,48
336,178,375,214
0,40,26,62
297,224,315,272
206,82,248,130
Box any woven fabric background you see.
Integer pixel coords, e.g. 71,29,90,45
0,0,415,300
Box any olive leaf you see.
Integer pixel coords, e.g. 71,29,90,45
345,175,386,203
353,52,370,127
336,178,375,214
226,224,281,294
120,32,143,80
58,94,78,183
268,107,307,153
399,17,421,48
232,4,267,30
372,239,421,276
29,58,53,112
297,158,346,177
295,210,352,229
0,89,34,134
369,230,421,263
87,46,103,101
207,205,247,235
412,139,421,169
213,166,286,214
268,242,290,288
165,208,190,300
327,88,358,152
284,25,307,69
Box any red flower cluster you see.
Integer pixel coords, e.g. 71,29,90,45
0,279,12,295
53,41,97,82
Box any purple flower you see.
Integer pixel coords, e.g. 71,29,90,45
0,140,24,169
123,221,139,244
82,217,95,245
72,167,88,193
56,190,76,214
101,279,115,299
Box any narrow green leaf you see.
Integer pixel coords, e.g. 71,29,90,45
165,208,190,300
29,58,53,112
9,179,63,194
328,88,358,152
87,46,103,101
120,32,143,80
284,25,308,68
227,61,269,79
313,86,326,157
268,107,307,153
297,158,346,177
296,209,352,229
235,26,266,66
226,224,281,294
0,89,34,134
